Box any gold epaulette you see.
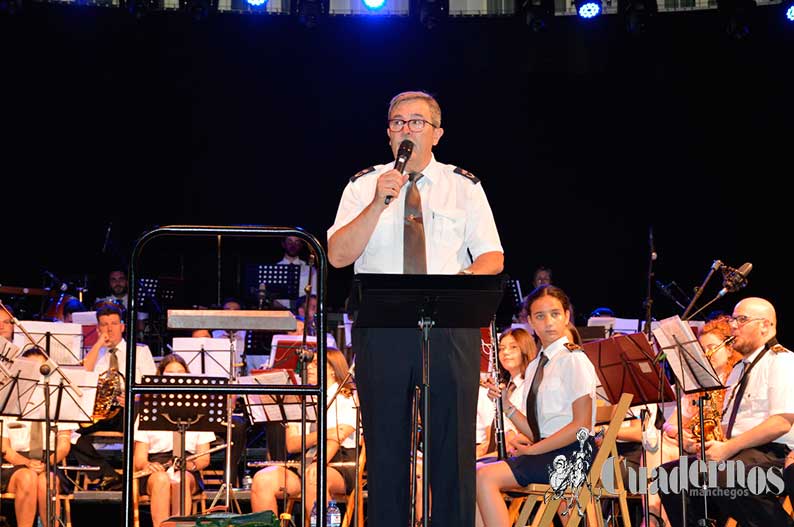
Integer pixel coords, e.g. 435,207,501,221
350,166,376,183
564,342,583,352
453,166,480,184
771,344,791,354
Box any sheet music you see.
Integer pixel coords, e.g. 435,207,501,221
19,366,98,423
652,315,722,394
172,337,232,377
239,370,316,423
0,336,18,363
12,321,83,365
0,358,42,417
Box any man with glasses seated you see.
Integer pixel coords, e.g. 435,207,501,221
660,297,794,527
328,91,503,527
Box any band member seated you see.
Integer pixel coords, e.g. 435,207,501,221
476,285,597,527
0,347,76,527
476,328,536,459
73,303,157,491
251,349,358,518
133,354,215,527
660,297,794,527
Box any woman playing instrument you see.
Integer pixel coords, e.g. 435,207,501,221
132,354,215,527
250,349,358,518
476,327,537,459
475,285,598,527
645,317,741,526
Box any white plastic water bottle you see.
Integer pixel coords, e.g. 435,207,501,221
326,500,341,527
310,501,317,527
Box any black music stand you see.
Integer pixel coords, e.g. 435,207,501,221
244,264,301,309
348,273,507,527
138,374,228,516
583,332,677,527
652,315,724,527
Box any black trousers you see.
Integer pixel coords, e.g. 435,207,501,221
72,412,124,479
659,443,794,527
354,326,480,527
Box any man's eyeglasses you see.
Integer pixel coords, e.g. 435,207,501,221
727,315,766,327
387,118,437,133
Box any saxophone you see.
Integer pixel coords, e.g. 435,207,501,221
690,387,726,442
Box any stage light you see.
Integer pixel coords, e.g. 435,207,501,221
786,2,794,21
296,0,326,26
362,0,386,8
247,0,267,5
575,0,601,18
716,0,756,38
621,0,656,34
416,0,447,29
518,0,554,31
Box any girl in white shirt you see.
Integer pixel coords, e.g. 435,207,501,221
133,354,215,527
251,349,359,518
476,285,597,526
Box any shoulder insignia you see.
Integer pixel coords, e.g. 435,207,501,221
350,166,376,183
771,344,790,354
564,342,584,352
453,166,480,184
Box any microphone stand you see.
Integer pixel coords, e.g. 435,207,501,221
639,226,656,527
682,260,722,320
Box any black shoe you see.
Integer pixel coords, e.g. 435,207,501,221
96,475,123,491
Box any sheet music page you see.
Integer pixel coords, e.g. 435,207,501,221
652,315,722,393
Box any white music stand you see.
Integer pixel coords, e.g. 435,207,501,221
172,337,233,378
20,366,98,424
12,321,83,365
0,358,43,418
238,369,317,424
0,336,19,364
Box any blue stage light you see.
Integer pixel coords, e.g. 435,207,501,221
362,0,385,9
247,0,266,5
576,0,601,18
786,3,794,21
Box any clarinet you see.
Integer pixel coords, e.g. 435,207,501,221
489,318,507,460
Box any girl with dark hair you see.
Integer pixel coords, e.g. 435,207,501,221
476,285,598,526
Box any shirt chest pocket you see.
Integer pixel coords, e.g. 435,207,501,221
539,377,565,414
431,207,466,248
365,214,399,251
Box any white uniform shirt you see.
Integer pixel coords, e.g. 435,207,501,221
522,337,597,439
0,416,77,453
475,374,527,444
133,419,216,454
722,344,794,449
93,338,157,384
287,383,358,451
328,156,503,275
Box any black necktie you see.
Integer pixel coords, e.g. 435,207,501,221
526,352,548,442
403,173,427,274
724,360,749,439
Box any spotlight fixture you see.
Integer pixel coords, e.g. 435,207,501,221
296,0,327,27
247,0,267,6
414,0,447,28
362,0,386,9
621,0,657,34
785,1,794,21
716,0,756,38
518,0,554,31
574,0,601,18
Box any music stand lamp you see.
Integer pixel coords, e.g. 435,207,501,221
582,332,677,527
138,374,228,516
348,273,506,527
652,315,724,527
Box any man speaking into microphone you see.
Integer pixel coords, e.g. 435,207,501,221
328,91,503,526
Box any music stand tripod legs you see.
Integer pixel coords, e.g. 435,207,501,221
409,317,433,527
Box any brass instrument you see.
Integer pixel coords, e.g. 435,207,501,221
689,336,736,441
90,364,124,422
690,388,726,442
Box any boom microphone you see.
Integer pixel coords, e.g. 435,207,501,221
718,262,752,297
384,139,415,205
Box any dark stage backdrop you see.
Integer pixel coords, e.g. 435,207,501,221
2,5,793,331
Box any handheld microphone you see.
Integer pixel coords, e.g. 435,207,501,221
384,139,415,205
718,262,752,297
